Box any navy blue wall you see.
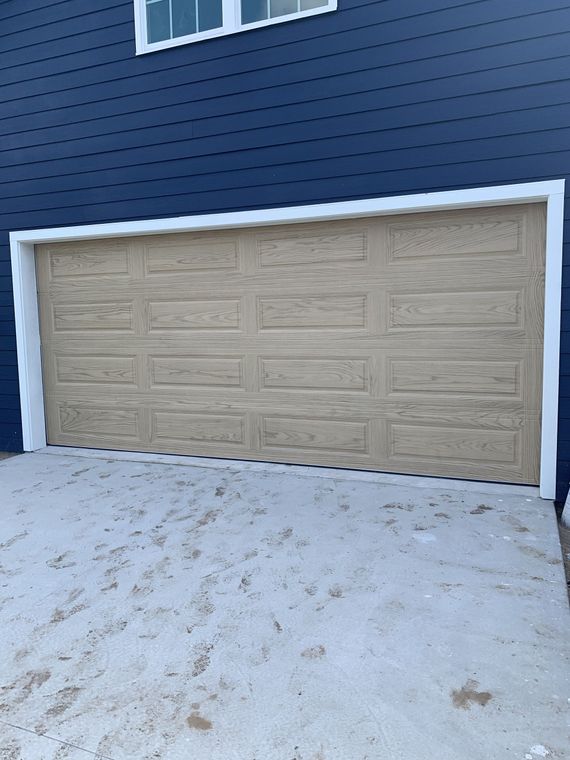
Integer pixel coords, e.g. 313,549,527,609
1,0,569,497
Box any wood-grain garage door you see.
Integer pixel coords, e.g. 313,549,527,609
36,203,545,484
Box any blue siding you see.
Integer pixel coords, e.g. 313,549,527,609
0,0,569,498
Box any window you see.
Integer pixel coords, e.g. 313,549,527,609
134,0,337,53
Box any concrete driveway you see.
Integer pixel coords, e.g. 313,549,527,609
0,450,568,760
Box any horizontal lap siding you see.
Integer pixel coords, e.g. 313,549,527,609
0,0,569,499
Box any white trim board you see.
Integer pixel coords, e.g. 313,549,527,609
10,180,565,499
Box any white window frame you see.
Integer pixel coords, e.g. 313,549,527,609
9,181,565,499
134,0,337,54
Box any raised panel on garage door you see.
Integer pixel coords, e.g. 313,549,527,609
36,204,545,484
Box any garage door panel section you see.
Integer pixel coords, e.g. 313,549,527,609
384,413,541,484
387,422,521,482
387,218,522,261
255,223,370,269
147,299,242,332
44,241,132,279
151,411,246,447
261,416,370,454
47,402,143,443
389,423,518,464
143,234,239,275
53,353,138,386
385,347,534,404
51,301,135,333
384,204,544,268
257,294,368,331
388,358,520,398
149,356,244,389
259,357,370,393
389,289,521,329
36,205,545,483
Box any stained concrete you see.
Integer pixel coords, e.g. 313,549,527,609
0,451,568,760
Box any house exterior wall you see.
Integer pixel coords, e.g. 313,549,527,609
1,0,569,497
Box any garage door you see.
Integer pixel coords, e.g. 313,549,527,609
36,203,545,484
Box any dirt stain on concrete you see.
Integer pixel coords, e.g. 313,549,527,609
0,531,28,550
0,669,51,708
260,643,270,662
2,740,21,760
192,646,213,677
196,510,220,528
470,504,493,515
187,712,213,730
50,604,87,624
382,502,414,512
46,552,77,569
504,516,531,533
451,679,493,709
519,545,562,565
45,686,82,718
239,573,252,592
301,645,326,659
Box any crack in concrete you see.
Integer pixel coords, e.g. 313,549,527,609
0,719,116,760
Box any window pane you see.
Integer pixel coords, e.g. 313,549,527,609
270,0,298,18
172,0,196,37
198,0,223,31
300,0,327,9
242,0,268,23
146,0,170,42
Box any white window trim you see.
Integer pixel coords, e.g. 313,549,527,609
134,0,337,54
9,180,565,499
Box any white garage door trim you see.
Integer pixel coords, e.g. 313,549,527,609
10,180,565,498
